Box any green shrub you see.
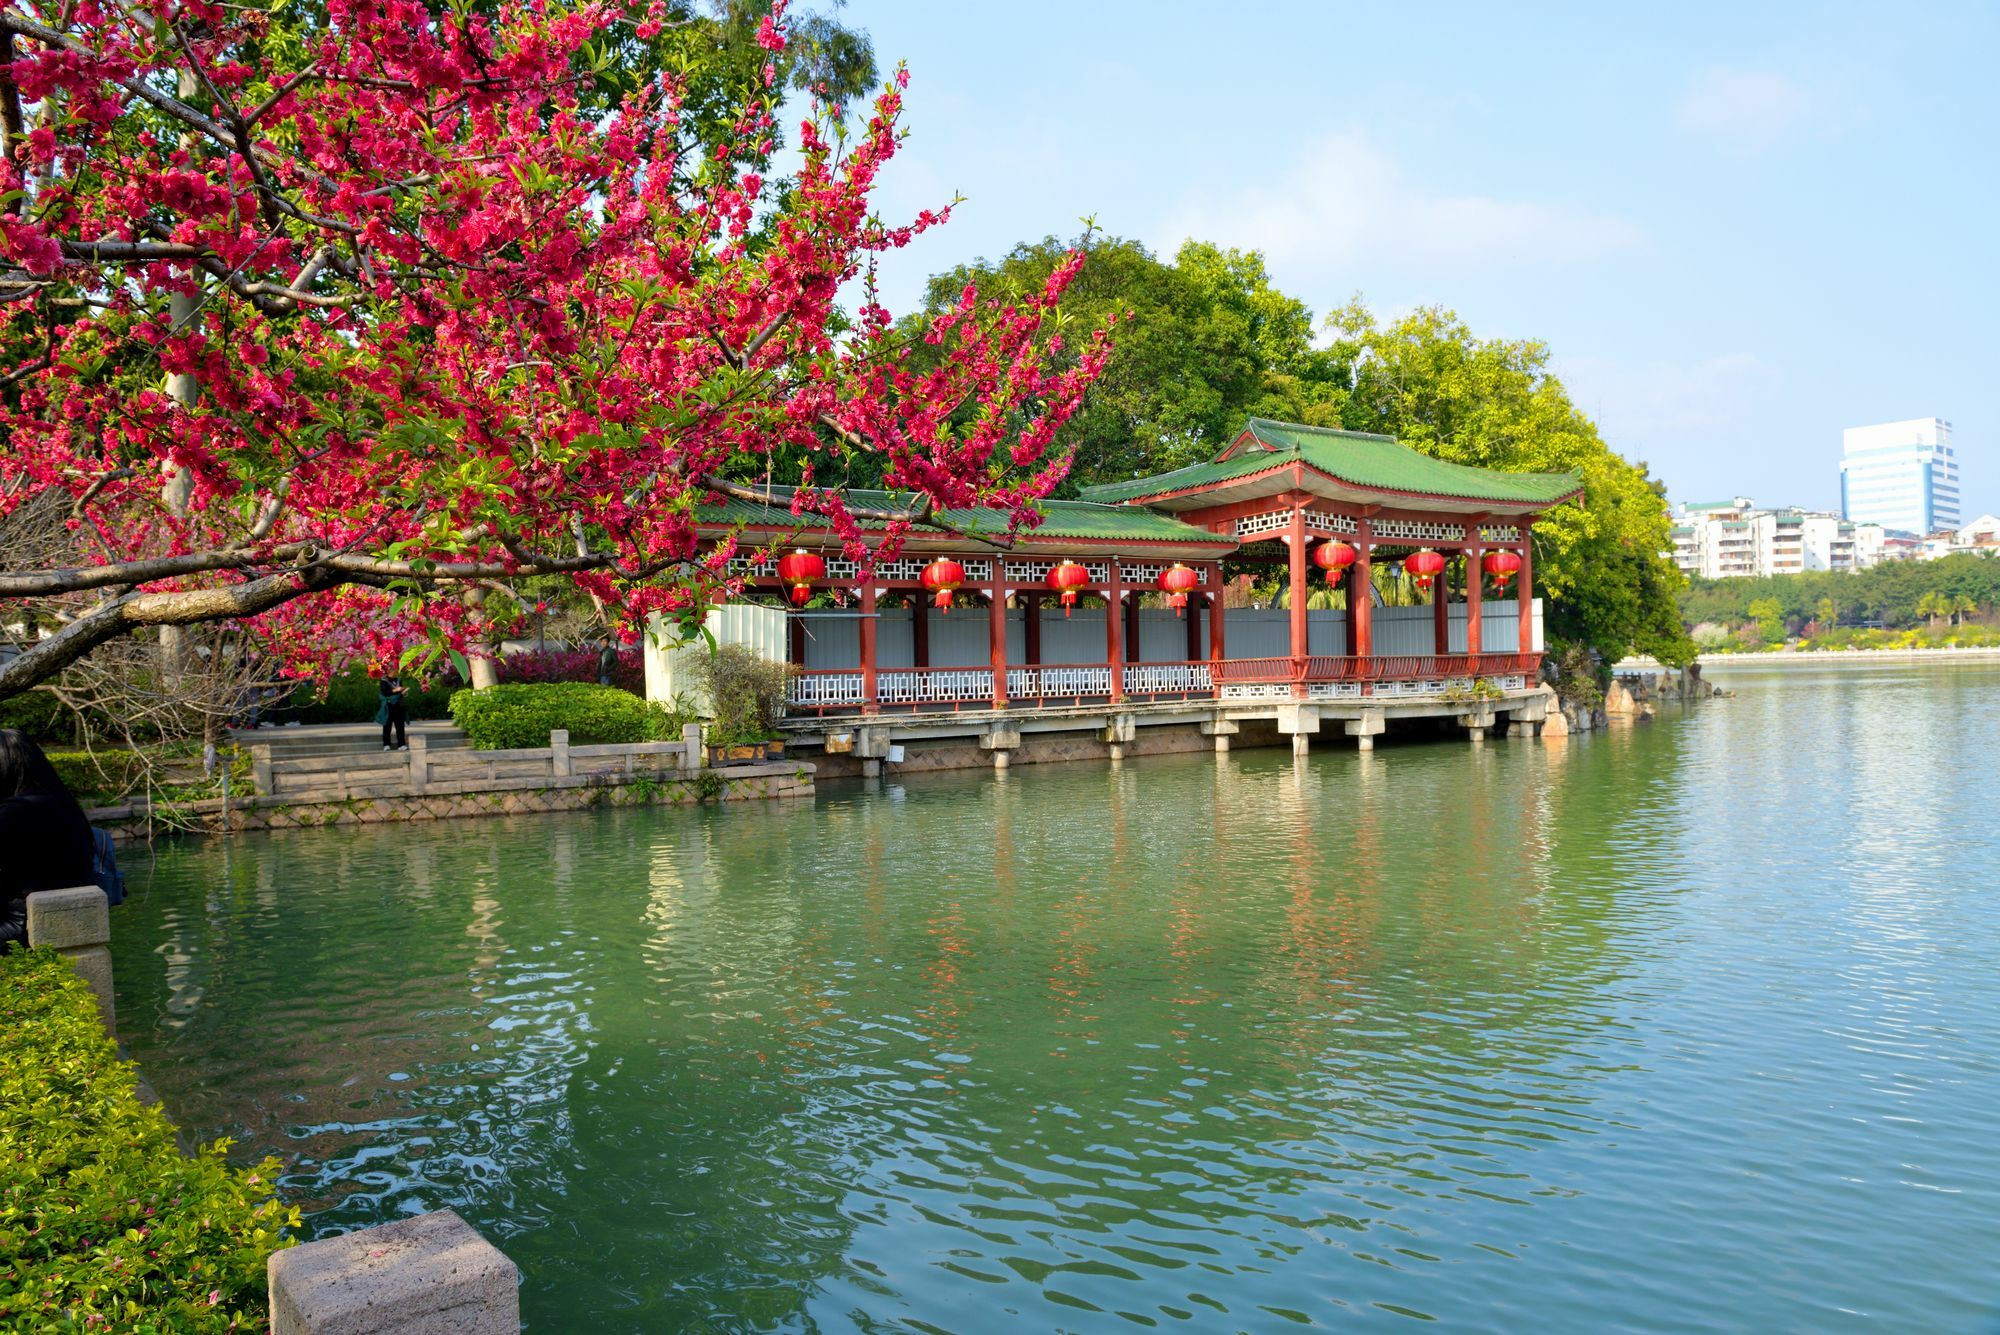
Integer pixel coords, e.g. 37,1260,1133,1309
448,681,681,749
0,949,295,1330
690,645,791,745
44,749,151,805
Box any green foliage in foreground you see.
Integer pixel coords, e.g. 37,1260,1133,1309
448,681,685,749
1679,552,2000,630
0,949,295,1331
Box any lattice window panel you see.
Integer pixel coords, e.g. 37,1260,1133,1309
873,558,931,581
1481,674,1527,693
1479,525,1521,543
1122,664,1213,694
729,555,859,579
1219,683,1292,700
1370,518,1466,544
1307,682,1364,700
787,674,865,707
876,669,993,704
1234,510,1293,540
1118,561,1207,586
1303,509,1359,536
1004,559,1113,584
1374,678,1454,699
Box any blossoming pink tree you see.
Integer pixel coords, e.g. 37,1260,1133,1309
0,0,1109,694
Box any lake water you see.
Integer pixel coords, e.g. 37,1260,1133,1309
112,664,2000,1331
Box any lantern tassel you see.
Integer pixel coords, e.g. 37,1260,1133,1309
1062,591,1076,617
934,590,953,613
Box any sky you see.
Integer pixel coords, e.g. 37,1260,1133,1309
835,0,1998,518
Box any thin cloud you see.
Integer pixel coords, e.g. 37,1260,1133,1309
1153,131,1641,279
1675,68,1816,152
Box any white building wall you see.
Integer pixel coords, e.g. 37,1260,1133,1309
1841,417,1960,534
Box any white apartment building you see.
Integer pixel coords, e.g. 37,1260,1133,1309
1671,498,1882,579
1840,417,1961,535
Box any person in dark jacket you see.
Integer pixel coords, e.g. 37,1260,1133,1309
377,673,409,751
0,729,97,950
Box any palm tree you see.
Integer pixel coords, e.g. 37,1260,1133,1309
1916,591,1947,630
1952,594,1978,627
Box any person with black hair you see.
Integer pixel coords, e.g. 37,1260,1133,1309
377,673,409,751
0,729,97,950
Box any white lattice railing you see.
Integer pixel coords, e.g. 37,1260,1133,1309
1118,561,1208,586
1219,682,1292,700
1122,664,1213,694
1479,525,1521,543
877,669,994,705
788,672,866,708
1008,666,1114,699
1307,681,1364,700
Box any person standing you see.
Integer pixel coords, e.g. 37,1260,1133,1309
377,673,409,751
0,729,97,951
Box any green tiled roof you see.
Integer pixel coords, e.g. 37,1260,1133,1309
1077,418,1583,506
697,487,1225,546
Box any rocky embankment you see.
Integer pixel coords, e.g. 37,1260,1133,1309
1546,667,1727,736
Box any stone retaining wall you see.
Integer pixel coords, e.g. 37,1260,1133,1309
90,762,813,841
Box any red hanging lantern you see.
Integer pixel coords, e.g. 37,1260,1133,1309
921,557,966,612
1312,540,1356,585
1157,563,1200,616
1482,549,1522,588
1404,549,1446,590
1046,560,1089,617
775,548,825,607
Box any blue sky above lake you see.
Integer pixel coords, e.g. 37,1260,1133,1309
848,1,1996,517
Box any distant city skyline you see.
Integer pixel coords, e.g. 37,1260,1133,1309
847,2,1995,518
1841,418,1960,535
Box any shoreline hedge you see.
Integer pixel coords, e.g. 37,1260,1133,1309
448,680,680,750
0,949,295,1331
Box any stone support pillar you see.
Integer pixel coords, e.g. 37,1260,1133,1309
548,730,569,779
26,886,114,1029
1344,709,1385,752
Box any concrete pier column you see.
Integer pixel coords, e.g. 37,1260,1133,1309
981,724,1022,772
1291,732,1311,756
1200,716,1239,754
1344,710,1385,752
27,886,114,1029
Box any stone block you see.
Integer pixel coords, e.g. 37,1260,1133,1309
979,725,1022,751
59,944,116,1030
269,1209,519,1335
1541,709,1570,739
26,886,109,950
1198,717,1240,737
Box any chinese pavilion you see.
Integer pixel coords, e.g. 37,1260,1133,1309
698,419,1582,720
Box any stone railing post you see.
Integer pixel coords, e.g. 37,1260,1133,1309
268,1209,520,1334
681,721,703,772
26,885,114,1029
406,733,429,794
251,743,274,796
550,729,571,778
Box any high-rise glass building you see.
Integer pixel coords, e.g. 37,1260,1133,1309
1840,418,1960,535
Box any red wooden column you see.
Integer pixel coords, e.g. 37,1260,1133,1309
988,578,1009,710
1286,506,1309,695
860,583,879,713
1433,556,1450,654
1185,590,1202,662
1124,592,1142,664
1466,539,1484,666
1023,593,1042,665
1352,520,1374,661
788,614,805,668
912,594,929,668
1208,564,1227,664
1517,523,1536,655
1105,564,1125,702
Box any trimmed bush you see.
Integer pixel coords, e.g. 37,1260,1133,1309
43,749,152,805
448,681,678,749
0,689,65,743
0,948,296,1330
